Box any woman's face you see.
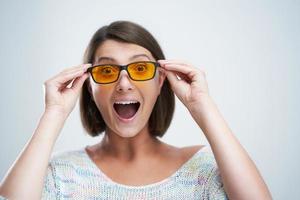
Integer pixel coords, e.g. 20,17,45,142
89,39,165,138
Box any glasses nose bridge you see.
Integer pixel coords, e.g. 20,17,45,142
118,64,133,78
116,64,134,91
117,64,132,80
119,64,129,73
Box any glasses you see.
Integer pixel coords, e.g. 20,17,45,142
87,61,161,84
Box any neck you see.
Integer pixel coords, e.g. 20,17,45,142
99,126,163,162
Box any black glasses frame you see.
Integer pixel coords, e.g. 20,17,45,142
87,61,161,84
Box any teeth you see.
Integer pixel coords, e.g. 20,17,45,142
114,100,139,105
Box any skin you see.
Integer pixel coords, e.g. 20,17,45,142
0,38,272,199
89,40,165,150
88,40,167,162
87,39,272,199
0,63,91,199
158,59,273,199
85,40,204,185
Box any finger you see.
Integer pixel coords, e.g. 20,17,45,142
61,63,91,74
46,68,88,89
71,73,89,92
58,72,87,93
161,63,196,77
157,67,166,75
59,79,73,90
166,71,189,90
61,63,91,75
158,59,194,67
158,59,188,63
56,68,89,85
158,60,207,75
164,64,205,86
174,71,192,84
56,64,90,80
49,63,91,82
165,71,179,89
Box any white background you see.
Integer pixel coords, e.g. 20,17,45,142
0,0,299,199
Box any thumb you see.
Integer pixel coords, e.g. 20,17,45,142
71,73,89,93
166,71,182,92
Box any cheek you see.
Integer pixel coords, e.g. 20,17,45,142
92,85,113,112
136,78,161,97
136,80,161,110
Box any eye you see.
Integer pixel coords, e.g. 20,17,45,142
101,67,113,74
135,65,147,72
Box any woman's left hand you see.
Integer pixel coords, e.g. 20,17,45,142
158,59,210,110
158,60,273,200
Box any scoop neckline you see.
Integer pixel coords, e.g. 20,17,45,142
82,145,207,189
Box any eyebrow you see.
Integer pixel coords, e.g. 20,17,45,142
95,54,151,63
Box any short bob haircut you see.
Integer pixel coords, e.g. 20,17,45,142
80,20,175,138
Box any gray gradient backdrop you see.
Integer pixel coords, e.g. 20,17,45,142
0,0,299,199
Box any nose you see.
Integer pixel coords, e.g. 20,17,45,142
115,70,134,92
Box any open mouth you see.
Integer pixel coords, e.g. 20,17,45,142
113,101,141,120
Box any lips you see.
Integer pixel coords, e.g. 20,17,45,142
113,100,141,120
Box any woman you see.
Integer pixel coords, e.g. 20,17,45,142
0,21,272,199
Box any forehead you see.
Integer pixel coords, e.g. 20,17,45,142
94,39,155,63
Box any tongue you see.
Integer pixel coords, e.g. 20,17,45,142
114,104,138,119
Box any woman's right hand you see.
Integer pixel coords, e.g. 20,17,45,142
0,64,92,200
43,63,91,118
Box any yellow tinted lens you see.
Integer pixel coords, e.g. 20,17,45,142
91,65,119,83
128,62,155,80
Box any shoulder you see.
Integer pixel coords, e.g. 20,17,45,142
180,144,214,162
43,148,104,198
46,148,99,182
48,148,89,170
167,144,214,163
51,148,86,161
180,144,206,155
180,144,220,174
181,146,228,198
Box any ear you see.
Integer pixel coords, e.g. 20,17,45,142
87,78,94,101
157,69,166,94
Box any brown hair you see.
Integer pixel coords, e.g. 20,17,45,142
80,20,175,138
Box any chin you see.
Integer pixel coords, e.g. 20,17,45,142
116,132,139,138
113,127,143,138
